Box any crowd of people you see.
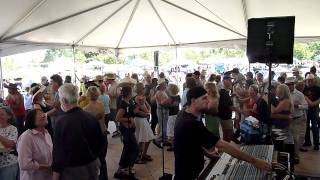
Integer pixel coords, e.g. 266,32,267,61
0,64,319,180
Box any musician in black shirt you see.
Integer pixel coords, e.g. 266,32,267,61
174,87,272,180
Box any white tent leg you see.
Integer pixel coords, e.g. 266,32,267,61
115,49,119,77
72,45,77,84
0,57,3,99
175,46,178,84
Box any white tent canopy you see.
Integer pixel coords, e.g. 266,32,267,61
1,0,320,57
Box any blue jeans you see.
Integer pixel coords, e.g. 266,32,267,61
15,115,25,136
305,109,319,145
119,126,139,168
0,163,19,180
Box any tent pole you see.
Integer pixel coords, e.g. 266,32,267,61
175,46,178,84
0,57,3,99
72,45,77,84
115,49,119,77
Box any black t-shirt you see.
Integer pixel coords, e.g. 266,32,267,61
174,110,220,180
218,89,233,120
118,99,135,118
256,97,268,123
169,95,181,116
304,85,320,111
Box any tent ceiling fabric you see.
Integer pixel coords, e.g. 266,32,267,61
0,0,320,57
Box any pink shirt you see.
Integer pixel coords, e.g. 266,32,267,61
17,129,53,180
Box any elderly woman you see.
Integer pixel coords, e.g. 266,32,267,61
0,107,19,180
17,109,53,180
31,85,53,136
271,84,293,129
83,86,108,180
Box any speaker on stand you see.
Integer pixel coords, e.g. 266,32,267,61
247,16,295,144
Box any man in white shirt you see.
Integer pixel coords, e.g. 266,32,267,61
105,73,121,137
285,77,308,164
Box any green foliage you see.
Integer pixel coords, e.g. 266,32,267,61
2,57,22,72
294,42,320,61
42,48,117,64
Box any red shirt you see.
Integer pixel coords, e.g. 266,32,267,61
6,93,26,116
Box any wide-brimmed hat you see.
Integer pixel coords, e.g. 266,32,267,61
95,75,104,82
158,78,167,85
292,67,299,72
285,77,296,84
4,83,18,89
31,85,46,102
119,77,137,87
41,76,48,85
105,73,116,80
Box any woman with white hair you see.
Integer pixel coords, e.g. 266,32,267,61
271,84,293,129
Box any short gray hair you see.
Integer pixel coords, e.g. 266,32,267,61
58,83,79,104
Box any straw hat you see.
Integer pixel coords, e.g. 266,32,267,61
158,78,167,85
292,67,299,72
105,73,116,80
285,77,295,84
31,86,46,102
4,83,18,89
95,75,104,82
119,77,137,87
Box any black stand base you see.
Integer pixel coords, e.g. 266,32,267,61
159,173,173,180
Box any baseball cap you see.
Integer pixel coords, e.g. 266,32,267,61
186,87,207,106
223,75,234,81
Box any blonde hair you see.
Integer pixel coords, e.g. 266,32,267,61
205,82,219,98
167,83,179,96
276,84,294,113
86,86,101,101
249,84,259,94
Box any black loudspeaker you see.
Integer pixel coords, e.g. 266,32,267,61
247,16,295,64
154,51,159,67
